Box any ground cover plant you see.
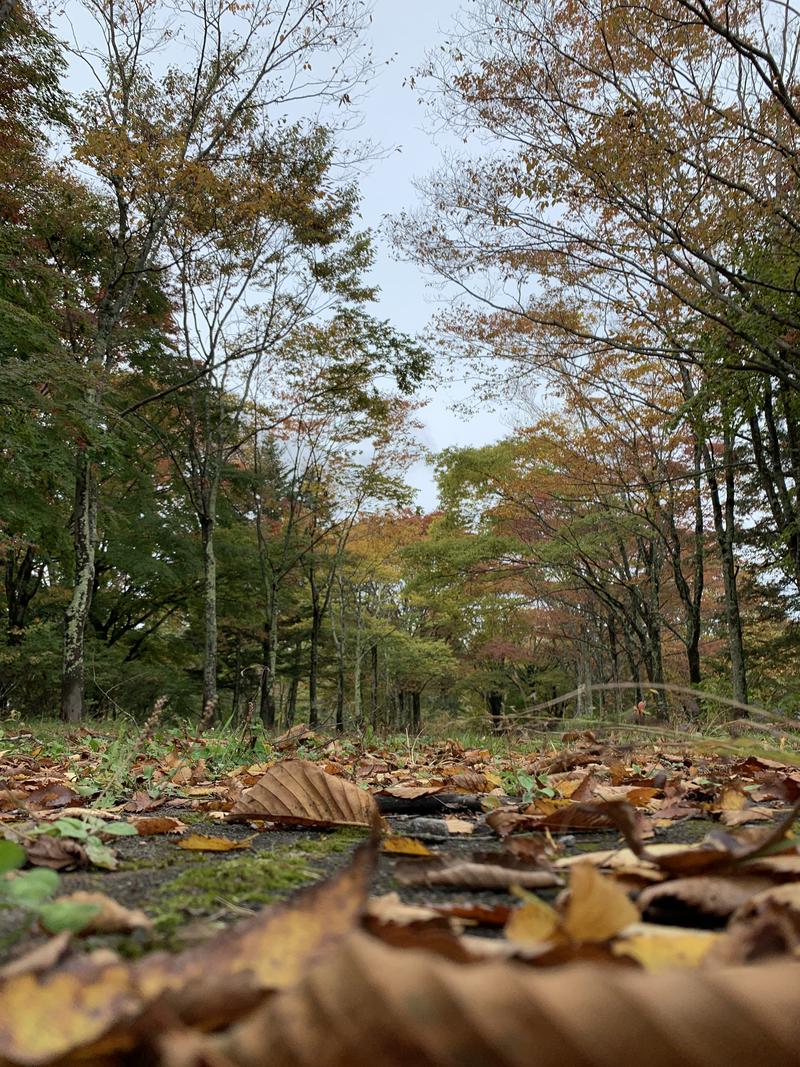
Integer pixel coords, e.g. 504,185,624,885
0,719,798,1063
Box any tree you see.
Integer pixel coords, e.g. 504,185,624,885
57,0,373,720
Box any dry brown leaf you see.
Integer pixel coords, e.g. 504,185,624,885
364,894,449,929
230,759,380,829
442,817,474,835
177,834,252,852
710,883,800,965
194,933,800,1067
131,816,187,836
23,835,89,871
562,862,640,942
719,806,775,827
430,902,511,927
122,792,167,814
0,933,72,980
25,783,79,810
48,892,152,935
394,857,561,891
376,783,444,800
639,875,775,923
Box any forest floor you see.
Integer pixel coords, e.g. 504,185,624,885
0,718,800,1065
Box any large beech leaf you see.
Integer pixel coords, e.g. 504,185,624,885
229,759,381,829
191,933,800,1067
0,839,376,1065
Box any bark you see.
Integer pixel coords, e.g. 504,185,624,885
309,608,321,729
5,545,42,645
201,514,218,717
286,675,299,728
487,690,504,733
370,643,379,731
335,658,345,733
259,603,278,729
61,451,97,722
703,435,748,706
411,691,421,732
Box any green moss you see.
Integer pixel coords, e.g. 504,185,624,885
298,828,369,855
153,846,317,946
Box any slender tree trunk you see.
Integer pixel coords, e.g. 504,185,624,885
370,642,379,731
309,607,321,728
5,545,42,646
201,515,217,717
61,451,97,722
260,597,278,729
411,691,421,732
286,675,299,727
487,690,504,733
335,658,345,733
703,437,748,706
353,594,362,726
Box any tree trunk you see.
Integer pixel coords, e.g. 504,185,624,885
201,516,217,717
487,690,504,733
411,691,421,732
5,545,42,646
309,608,321,728
259,601,278,729
286,675,299,727
703,437,748,706
370,643,379,731
335,658,345,733
61,451,97,722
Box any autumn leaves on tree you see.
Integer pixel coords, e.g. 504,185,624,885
4,0,800,729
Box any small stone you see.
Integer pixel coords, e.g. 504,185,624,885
405,818,450,839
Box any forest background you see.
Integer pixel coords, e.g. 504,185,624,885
3,0,800,735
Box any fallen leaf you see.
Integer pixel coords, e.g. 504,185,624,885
44,892,152,935
381,836,432,856
177,834,252,852
612,923,720,971
639,876,775,923
376,783,444,800
0,840,377,1064
25,783,79,810
562,862,639,942
23,836,89,871
122,792,166,814
504,893,562,945
394,857,561,891
0,933,73,979
230,760,381,829
195,933,800,1067
131,816,187,835
719,806,775,827
442,817,474,834
430,902,512,927
364,893,448,929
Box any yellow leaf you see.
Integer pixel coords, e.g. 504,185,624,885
381,837,432,857
613,923,719,971
563,862,639,942
177,835,252,852
504,891,561,945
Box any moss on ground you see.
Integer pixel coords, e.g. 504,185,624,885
153,847,315,945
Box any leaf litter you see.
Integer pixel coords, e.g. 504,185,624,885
0,727,800,1062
